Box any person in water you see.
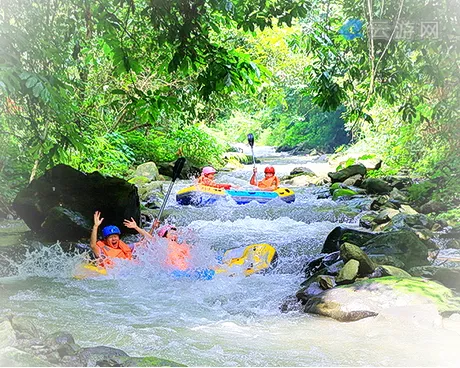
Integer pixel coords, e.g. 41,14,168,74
90,211,151,267
250,166,280,191
157,224,192,271
197,166,236,189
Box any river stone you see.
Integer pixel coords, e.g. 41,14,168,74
359,211,379,229
290,167,316,176
318,275,336,289
77,346,129,367
340,242,376,275
368,254,406,269
133,162,159,181
379,265,412,278
283,174,323,186
409,266,460,291
399,204,419,215
372,208,400,224
0,320,16,349
335,259,359,284
419,200,448,214
321,226,376,254
302,276,460,322
363,230,430,270
389,187,408,202
12,164,140,241
342,174,363,187
328,164,367,183
362,178,393,194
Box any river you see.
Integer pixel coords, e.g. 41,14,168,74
1,147,459,366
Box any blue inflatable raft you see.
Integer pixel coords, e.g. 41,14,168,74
176,185,295,206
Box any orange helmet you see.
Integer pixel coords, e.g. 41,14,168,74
264,166,275,174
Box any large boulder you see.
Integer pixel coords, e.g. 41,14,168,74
361,178,392,194
298,276,460,322
363,230,430,270
321,226,377,254
328,164,367,183
12,164,140,241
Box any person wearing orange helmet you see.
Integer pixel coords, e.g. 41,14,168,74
250,166,280,191
197,166,236,190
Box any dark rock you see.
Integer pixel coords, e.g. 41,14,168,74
276,145,294,153
370,196,390,211
381,213,434,233
41,207,92,240
157,161,200,180
321,226,376,254
12,164,140,241
318,275,336,289
419,200,449,214
359,211,379,229
290,167,316,176
409,266,460,291
361,178,392,194
363,230,430,270
77,346,129,367
446,239,460,249
328,164,367,183
368,254,406,269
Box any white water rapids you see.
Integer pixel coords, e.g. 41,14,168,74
1,148,459,366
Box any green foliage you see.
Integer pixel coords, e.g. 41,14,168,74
123,125,225,167
63,132,135,177
407,181,437,203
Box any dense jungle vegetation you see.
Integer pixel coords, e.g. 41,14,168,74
0,0,458,220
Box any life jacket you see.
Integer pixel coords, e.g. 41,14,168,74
165,240,191,271
96,240,132,268
197,175,231,189
257,175,280,190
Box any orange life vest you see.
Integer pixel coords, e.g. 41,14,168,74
96,240,132,268
165,241,191,271
257,176,280,190
197,175,231,189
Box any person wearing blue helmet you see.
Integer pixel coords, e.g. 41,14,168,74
90,211,152,268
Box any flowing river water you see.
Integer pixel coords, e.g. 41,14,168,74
0,147,459,366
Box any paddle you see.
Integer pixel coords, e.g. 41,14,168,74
247,133,256,168
149,157,186,234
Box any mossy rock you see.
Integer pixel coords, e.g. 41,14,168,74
332,188,357,200
129,176,151,186
302,276,460,322
118,356,186,367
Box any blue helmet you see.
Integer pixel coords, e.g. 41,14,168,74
102,225,121,238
